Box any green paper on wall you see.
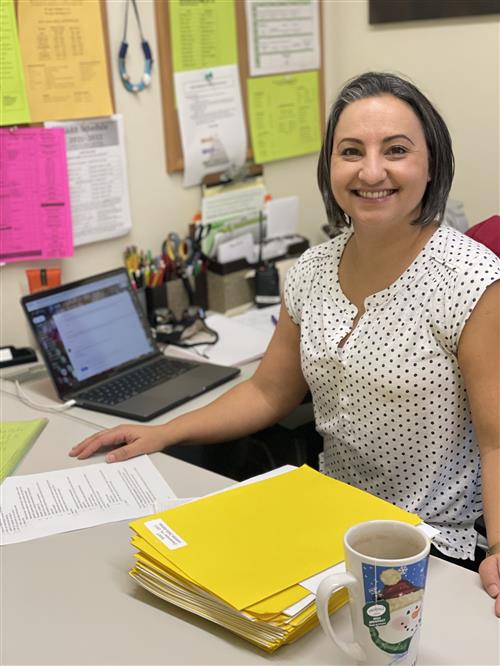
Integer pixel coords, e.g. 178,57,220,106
0,0,31,126
247,71,321,164
169,0,238,72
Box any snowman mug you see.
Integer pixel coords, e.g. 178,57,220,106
317,520,431,666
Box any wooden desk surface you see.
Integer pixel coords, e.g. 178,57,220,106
1,380,499,665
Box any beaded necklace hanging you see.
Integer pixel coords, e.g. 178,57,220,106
118,0,153,93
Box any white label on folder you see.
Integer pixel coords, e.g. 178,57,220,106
144,518,187,550
0,348,13,362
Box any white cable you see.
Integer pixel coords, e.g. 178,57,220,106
15,380,76,413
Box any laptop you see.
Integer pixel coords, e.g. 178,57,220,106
21,268,240,421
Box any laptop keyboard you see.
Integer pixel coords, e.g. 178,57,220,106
78,358,194,406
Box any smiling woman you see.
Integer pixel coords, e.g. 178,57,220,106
68,72,500,617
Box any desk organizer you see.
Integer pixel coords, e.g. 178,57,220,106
206,237,309,312
136,273,208,325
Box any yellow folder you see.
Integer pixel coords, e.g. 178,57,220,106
131,534,313,617
130,465,420,610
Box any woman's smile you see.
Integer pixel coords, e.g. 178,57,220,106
353,188,398,200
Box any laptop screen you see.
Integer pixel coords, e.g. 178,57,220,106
22,269,157,395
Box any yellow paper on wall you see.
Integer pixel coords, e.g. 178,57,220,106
17,0,113,123
130,465,420,610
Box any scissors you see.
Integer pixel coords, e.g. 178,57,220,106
162,232,195,274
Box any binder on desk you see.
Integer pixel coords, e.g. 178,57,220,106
129,465,422,652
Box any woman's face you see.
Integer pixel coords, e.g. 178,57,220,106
330,95,430,230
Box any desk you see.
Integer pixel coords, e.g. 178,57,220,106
1,379,499,665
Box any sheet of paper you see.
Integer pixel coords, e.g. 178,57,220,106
0,0,31,126
17,0,113,123
0,419,48,482
45,115,132,246
216,232,254,264
0,455,175,545
231,303,280,335
266,196,299,238
300,562,346,595
247,71,321,163
174,65,247,188
169,0,238,72
0,127,74,263
245,0,320,76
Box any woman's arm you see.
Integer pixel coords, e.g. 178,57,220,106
69,304,309,462
458,280,500,617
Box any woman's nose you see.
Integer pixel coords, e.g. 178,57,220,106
358,155,387,184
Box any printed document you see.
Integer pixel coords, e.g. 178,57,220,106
46,115,132,246
17,0,113,122
169,0,237,72
0,127,73,263
245,0,320,76
174,65,247,188
0,456,176,545
247,71,321,163
0,0,30,125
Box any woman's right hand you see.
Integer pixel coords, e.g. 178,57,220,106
69,424,170,463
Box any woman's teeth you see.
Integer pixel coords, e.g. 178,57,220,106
357,190,395,199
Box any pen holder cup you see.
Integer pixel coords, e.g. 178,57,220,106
136,273,208,326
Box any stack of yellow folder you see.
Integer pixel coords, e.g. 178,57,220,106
129,465,421,652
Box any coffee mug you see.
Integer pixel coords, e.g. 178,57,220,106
317,520,430,666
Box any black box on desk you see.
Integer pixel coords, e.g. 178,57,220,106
136,273,208,325
206,236,309,312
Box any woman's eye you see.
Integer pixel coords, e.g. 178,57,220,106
387,145,408,156
340,147,361,157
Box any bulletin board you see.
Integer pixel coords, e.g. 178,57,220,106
154,0,325,174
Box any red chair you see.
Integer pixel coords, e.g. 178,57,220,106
465,215,500,257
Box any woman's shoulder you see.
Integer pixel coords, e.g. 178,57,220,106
426,225,500,350
433,225,500,276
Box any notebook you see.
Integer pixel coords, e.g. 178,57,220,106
21,269,240,421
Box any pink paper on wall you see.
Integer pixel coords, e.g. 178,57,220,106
0,127,74,263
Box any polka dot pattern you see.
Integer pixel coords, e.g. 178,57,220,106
284,225,500,559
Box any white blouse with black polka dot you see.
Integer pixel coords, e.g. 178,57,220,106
284,224,500,559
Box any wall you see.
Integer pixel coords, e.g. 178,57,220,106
1,0,499,348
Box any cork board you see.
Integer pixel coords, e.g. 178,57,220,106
154,0,325,174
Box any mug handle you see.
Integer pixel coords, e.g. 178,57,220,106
317,573,367,663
